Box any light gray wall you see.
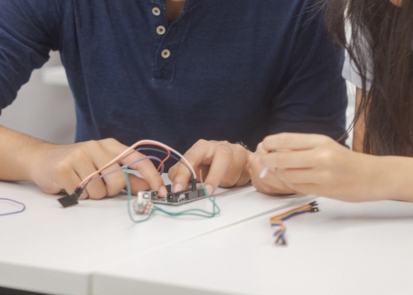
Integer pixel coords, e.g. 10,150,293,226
0,52,76,144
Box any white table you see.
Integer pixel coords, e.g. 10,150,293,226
0,181,311,295
93,198,413,295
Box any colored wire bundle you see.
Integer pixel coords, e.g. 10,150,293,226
59,140,196,206
86,155,164,188
0,198,26,217
270,201,319,246
77,140,176,192
65,138,221,222
123,168,220,223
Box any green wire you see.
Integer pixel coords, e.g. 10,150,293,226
123,168,220,223
153,184,220,218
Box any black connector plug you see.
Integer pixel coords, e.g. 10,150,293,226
309,201,319,213
58,187,84,208
191,178,197,192
275,235,287,246
273,229,282,237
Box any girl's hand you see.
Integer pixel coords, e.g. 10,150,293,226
249,133,391,202
249,142,298,196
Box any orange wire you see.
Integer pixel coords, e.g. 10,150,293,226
270,204,311,221
157,146,170,171
77,141,171,188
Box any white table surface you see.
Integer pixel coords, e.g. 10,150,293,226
0,180,312,295
94,197,413,295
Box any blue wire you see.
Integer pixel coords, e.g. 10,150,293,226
0,198,26,216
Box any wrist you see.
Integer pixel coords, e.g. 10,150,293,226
381,156,413,202
0,126,53,181
24,140,55,182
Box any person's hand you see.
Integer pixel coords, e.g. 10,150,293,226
168,140,251,196
249,133,391,202
249,142,298,195
27,138,166,200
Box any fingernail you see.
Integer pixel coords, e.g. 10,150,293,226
205,184,214,196
259,166,269,179
173,183,182,193
159,186,167,198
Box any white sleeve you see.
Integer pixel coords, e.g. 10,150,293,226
342,46,373,91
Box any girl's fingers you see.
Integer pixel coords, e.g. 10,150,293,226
257,150,316,170
261,133,331,152
249,153,297,195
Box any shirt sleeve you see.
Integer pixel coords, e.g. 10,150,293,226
269,3,348,143
0,0,64,113
342,47,373,90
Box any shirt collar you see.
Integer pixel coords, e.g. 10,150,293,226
149,0,198,11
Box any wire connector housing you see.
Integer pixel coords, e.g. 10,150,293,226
134,191,154,214
58,187,84,208
145,183,206,206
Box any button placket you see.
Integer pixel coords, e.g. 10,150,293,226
152,7,161,16
156,26,166,35
161,49,171,59
150,2,188,80
151,4,170,63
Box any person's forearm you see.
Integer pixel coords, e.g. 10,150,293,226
379,156,413,202
0,125,51,181
0,126,167,198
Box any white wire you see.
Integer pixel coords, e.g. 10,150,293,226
79,139,197,188
137,140,197,180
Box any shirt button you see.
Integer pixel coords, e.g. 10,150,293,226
161,49,171,59
156,26,166,35
152,7,161,16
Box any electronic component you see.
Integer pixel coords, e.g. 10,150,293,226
58,187,84,208
134,191,154,214
270,201,319,246
57,139,220,223
141,182,206,206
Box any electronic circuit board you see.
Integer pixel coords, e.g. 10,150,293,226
146,184,206,206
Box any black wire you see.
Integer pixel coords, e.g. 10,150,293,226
136,147,181,164
135,146,195,179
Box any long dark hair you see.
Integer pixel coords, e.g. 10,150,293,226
324,0,413,156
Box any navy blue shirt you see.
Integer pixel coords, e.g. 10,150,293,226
0,0,347,156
